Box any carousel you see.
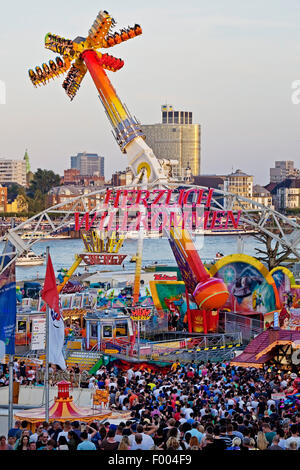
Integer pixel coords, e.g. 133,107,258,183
14,381,112,428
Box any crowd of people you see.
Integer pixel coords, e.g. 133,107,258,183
0,360,82,388
0,359,299,451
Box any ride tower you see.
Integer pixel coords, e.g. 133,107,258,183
28,9,229,330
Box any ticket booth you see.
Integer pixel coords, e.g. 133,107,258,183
85,310,133,353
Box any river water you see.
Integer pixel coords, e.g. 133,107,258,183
16,235,262,282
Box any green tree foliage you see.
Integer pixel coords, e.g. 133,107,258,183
28,168,61,198
3,169,61,216
27,189,46,213
6,183,23,203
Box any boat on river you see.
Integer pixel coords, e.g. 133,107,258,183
16,251,45,266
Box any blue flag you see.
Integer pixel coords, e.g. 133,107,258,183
0,240,16,361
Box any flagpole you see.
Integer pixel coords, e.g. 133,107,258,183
8,217,15,432
45,246,50,422
8,355,14,430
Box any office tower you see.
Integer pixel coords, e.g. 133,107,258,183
141,105,201,178
70,152,105,177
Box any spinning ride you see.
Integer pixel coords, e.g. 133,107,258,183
27,9,230,328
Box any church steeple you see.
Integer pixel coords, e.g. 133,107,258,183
24,149,30,173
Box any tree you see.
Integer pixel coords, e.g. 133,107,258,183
28,169,61,197
28,189,46,213
6,183,23,203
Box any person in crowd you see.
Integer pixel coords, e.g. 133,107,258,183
36,432,49,450
99,429,119,451
118,436,131,450
0,436,10,450
30,424,44,443
256,431,268,450
57,436,69,450
268,435,283,450
57,421,72,442
227,437,241,450
16,435,30,451
287,441,298,450
48,421,62,442
285,424,300,450
77,431,96,450
28,440,37,451
67,431,81,451
8,420,22,440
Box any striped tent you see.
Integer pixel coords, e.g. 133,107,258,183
14,381,111,425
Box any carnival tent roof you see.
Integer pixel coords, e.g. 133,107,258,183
14,381,111,424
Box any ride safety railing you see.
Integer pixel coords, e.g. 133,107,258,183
114,331,242,362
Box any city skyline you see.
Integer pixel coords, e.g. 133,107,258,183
1,1,300,183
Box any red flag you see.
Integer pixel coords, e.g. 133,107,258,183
41,254,60,315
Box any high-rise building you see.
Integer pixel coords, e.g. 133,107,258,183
270,161,300,183
141,105,201,178
71,152,105,177
0,159,27,186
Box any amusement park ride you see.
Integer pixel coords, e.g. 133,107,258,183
26,8,230,327
1,10,300,364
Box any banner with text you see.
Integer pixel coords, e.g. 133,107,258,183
0,241,17,362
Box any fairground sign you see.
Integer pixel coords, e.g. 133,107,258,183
74,188,241,234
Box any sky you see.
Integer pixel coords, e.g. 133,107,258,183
0,0,300,184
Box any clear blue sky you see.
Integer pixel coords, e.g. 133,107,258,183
0,0,300,183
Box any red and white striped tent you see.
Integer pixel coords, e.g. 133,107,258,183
14,381,112,426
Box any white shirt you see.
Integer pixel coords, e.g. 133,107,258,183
131,441,150,450
278,438,286,449
57,430,70,442
129,433,154,450
285,436,300,449
267,399,275,408
184,408,194,419
127,369,134,381
114,434,123,443
119,394,127,405
30,433,40,443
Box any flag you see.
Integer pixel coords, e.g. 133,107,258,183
42,254,66,370
41,254,60,315
0,240,16,362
